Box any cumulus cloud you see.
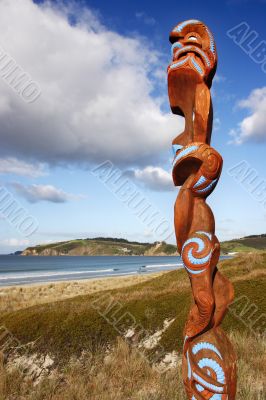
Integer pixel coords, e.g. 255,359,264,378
0,0,180,169
11,182,84,203
229,87,266,144
126,166,173,191
0,157,46,177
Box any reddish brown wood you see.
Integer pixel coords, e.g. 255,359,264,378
167,20,237,399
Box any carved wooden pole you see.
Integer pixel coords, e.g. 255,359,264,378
167,20,237,399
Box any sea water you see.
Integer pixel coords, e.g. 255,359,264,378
0,255,229,286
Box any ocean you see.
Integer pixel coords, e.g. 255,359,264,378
0,255,230,286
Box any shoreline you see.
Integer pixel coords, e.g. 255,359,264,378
0,270,165,289
0,271,166,314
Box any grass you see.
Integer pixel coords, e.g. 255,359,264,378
0,253,265,398
0,269,191,362
0,332,264,399
0,253,265,362
0,273,164,314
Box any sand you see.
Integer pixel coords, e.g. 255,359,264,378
0,272,165,314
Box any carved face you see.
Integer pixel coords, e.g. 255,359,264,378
168,20,217,87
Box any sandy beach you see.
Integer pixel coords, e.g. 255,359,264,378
0,271,165,314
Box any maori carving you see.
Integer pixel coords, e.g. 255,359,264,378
167,20,237,399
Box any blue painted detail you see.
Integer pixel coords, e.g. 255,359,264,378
172,144,183,155
192,342,222,359
187,351,192,379
174,45,211,67
206,27,216,54
183,266,205,275
174,19,200,33
183,335,189,350
190,57,203,75
195,231,212,241
190,335,225,400
187,248,211,265
169,56,189,71
171,42,183,55
196,179,217,193
181,237,211,267
193,372,224,393
193,175,207,188
172,20,216,57
196,384,204,392
173,145,199,166
198,358,225,385
181,235,212,274
183,237,205,252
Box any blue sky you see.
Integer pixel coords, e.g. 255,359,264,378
0,0,265,253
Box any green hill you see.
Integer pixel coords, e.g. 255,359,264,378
21,237,177,256
21,234,266,256
221,234,266,253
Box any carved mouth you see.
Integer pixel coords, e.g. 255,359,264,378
168,45,211,76
174,45,211,68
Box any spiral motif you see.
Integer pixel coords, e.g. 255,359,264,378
201,147,222,178
188,342,227,400
172,143,222,194
181,231,213,275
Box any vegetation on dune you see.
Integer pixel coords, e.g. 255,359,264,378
0,253,265,398
0,273,165,314
0,253,265,361
0,332,265,399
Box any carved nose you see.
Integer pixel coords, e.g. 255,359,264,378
185,36,202,47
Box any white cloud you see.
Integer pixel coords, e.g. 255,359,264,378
229,87,266,144
1,238,30,247
213,117,221,131
126,166,173,191
213,74,226,83
135,11,156,26
0,157,46,177
0,0,180,169
11,182,84,203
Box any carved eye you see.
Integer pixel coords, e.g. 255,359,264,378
188,35,197,41
171,41,183,55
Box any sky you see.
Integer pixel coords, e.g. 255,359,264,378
0,0,266,253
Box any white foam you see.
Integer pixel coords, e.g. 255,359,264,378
145,263,182,269
0,268,115,280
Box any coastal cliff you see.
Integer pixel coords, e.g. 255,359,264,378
21,238,178,256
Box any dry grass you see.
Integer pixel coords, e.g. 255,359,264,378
237,252,264,272
0,331,265,399
0,253,265,399
230,331,266,399
0,273,164,314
